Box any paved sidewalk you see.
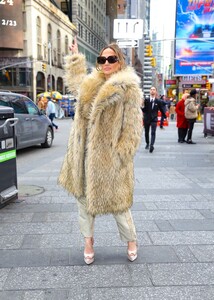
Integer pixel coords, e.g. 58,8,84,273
0,119,214,299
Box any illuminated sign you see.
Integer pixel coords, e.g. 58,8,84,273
174,0,214,75
0,0,23,49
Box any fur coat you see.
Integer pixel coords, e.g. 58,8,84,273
58,53,143,216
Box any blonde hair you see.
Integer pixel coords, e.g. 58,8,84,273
182,93,190,100
96,43,126,71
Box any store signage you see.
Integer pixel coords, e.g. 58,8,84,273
182,76,203,82
0,0,23,49
113,19,143,39
117,39,139,48
166,80,176,85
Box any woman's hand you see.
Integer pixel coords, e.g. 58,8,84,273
69,36,78,54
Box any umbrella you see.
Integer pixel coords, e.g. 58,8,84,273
37,92,51,98
51,91,63,100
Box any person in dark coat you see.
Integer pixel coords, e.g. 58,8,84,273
175,93,189,143
159,95,168,128
142,86,166,153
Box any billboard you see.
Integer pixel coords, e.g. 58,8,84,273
175,0,214,75
0,0,23,49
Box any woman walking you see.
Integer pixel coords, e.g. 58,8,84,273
175,93,189,143
58,38,143,264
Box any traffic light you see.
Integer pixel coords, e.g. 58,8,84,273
150,57,156,67
145,45,153,56
206,81,211,90
42,63,46,72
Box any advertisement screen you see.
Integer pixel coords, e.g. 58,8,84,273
175,0,214,75
0,0,23,49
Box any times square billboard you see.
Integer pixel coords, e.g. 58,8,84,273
174,0,214,75
0,0,23,49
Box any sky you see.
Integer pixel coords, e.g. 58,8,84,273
150,0,176,40
150,0,177,67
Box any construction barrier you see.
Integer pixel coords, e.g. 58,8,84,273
157,111,169,126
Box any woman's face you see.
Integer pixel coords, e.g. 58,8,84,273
99,48,121,79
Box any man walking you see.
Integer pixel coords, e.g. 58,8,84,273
46,97,58,130
142,86,166,153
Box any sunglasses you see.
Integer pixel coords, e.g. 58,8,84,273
97,55,119,64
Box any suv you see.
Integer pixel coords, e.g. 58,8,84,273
0,92,54,150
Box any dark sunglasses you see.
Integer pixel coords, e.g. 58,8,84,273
97,55,119,64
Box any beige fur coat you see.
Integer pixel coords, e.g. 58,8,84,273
58,53,143,216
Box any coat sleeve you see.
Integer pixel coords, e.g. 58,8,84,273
187,101,197,113
63,53,87,98
116,90,143,162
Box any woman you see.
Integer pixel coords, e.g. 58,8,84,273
58,38,143,264
185,89,199,144
175,93,189,143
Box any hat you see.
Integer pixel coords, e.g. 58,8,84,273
190,89,198,96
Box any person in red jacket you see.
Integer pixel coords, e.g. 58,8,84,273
175,93,189,143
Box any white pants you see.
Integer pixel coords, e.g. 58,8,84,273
77,196,137,242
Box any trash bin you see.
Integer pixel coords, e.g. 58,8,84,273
0,106,19,208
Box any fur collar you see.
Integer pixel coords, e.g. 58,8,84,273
78,67,141,119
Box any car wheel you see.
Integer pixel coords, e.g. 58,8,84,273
41,127,53,148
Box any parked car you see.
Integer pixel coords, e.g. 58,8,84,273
0,91,54,150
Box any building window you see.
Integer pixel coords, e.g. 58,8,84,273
65,35,69,55
47,24,52,64
57,30,61,67
37,17,42,60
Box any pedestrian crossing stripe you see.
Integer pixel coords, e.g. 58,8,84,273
0,150,16,163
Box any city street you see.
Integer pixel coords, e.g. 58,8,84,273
0,118,214,299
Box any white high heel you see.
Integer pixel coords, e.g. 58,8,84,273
127,249,138,262
84,237,94,265
84,252,95,265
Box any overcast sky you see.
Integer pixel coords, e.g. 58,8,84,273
150,0,176,66
150,0,176,40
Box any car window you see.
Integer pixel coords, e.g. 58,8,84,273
24,98,40,115
0,99,10,107
10,99,27,114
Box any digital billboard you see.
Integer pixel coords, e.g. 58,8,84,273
175,0,214,75
0,0,23,49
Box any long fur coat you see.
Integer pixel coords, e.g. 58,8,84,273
58,53,143,216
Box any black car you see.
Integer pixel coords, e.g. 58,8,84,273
0,92,54,150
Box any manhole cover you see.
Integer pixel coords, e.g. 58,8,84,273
18,185,45,197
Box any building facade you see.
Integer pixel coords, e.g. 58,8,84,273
0,0,117,100
0,0,77,100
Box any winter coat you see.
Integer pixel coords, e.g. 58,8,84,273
175,99,188,128
58,53,143,216
185,97,198,119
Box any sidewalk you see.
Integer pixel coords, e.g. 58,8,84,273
0,120,214,299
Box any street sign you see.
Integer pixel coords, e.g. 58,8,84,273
117,39,139,48
113,19,143,39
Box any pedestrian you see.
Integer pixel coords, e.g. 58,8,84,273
37,96,47,114
58,37,143,264
142,86,166,153
185,89,199,144
159,95,168,128
175,93,189,143
46,97,58,129
169,102,176,120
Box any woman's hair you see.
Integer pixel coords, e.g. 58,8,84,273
182,93,190,100
96,43,126,71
